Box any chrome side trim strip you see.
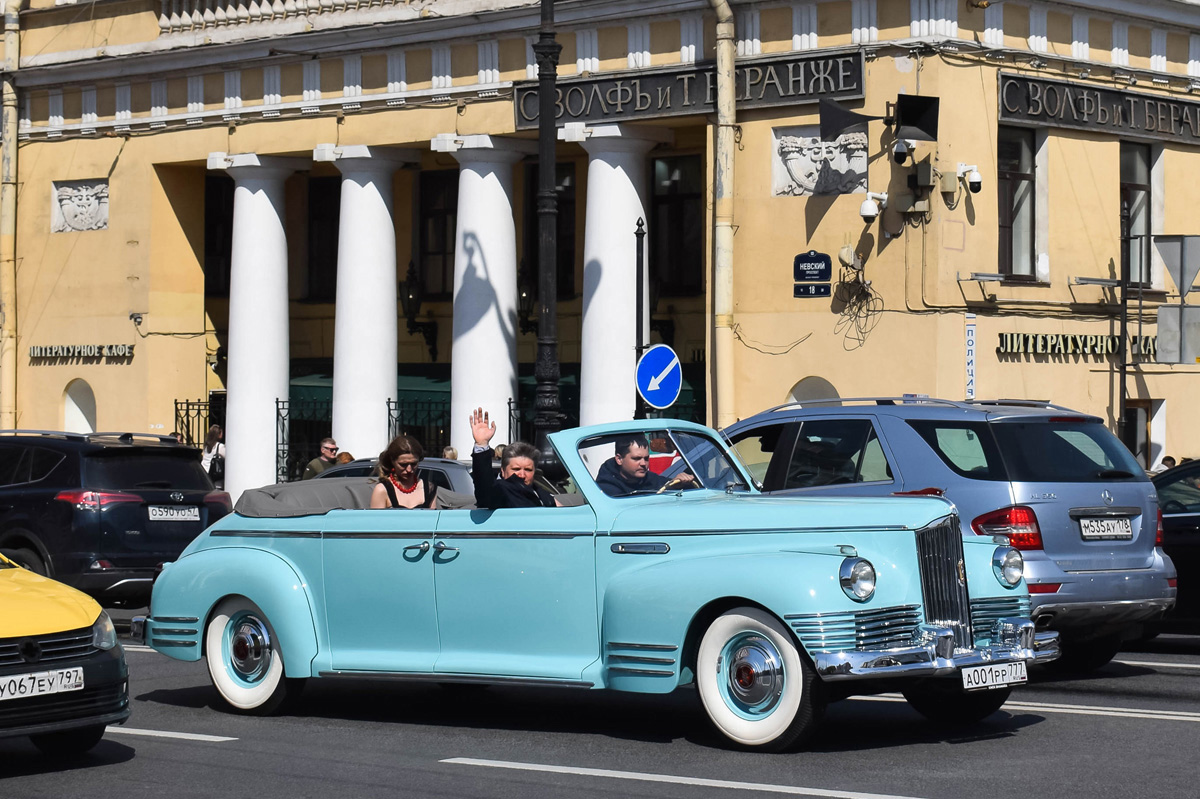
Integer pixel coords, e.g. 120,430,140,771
211,530,322,538
154,628,197,636
324,532,429,539
605,642,678,651
607,654,677,665
316,671,594,689
607,666,675,676
432,531,590,539
151,639,197,647
602,525,909,537
102,578,154,591
151,617,199,624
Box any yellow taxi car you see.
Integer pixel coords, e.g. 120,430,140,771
1,552,130,755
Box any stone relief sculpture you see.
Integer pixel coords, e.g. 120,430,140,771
772,125,868,197
52,180,109,233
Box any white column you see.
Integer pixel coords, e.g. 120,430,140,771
431,134,534,457
561,123,672,427
207,153,307,501
313,144,419,461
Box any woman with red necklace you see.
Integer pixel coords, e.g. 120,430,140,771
370,434,438,509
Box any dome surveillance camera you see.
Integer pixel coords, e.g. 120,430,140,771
957,163,983,194
859,192,888,224
892,139,915,165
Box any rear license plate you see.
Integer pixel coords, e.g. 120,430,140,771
0,667,85,702
1079,517,1133,540
149,505,200,521
961,661,1027,691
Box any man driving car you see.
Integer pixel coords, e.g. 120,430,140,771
594,435,695,497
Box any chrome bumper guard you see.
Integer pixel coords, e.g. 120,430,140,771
813,617,1060,680
130,616,146,645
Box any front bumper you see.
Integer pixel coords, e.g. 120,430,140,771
813,618,1059,680
0,646,131,740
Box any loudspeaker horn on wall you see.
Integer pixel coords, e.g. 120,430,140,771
818,98,882,141
890,95,940,142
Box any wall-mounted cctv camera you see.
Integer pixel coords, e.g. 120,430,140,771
957,163,983,194
892,139,916,165
859,192,888,224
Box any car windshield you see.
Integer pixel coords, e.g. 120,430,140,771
84,451,213,491
578,429,751,498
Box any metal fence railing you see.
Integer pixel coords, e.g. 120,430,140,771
387,398,452,455
173,395,226,447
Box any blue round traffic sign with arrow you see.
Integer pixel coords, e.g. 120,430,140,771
636,344,682,410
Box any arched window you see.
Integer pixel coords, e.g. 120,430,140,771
63,379,97,433
787,376,838,404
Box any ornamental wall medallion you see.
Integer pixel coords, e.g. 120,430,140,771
51,180,109,233
772,125,868,197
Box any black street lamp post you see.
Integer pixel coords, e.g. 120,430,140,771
531,0,564,473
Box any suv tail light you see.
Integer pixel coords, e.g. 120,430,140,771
972,506,1043,550
205,491,233,515
55,490,143,510
1156,509,1164,548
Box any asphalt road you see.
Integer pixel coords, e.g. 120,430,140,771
2,620,1197,799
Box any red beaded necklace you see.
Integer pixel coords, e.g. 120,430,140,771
389,473,419,494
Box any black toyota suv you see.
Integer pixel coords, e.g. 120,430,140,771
0,431,232,607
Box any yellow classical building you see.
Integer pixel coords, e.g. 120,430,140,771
2,0,1199,497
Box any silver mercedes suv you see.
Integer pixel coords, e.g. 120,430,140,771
724,398,1177,671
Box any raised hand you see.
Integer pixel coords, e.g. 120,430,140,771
470,407,497,447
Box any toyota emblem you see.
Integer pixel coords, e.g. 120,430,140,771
1101,489,1114,506
19,639,42,664
170,492,185,503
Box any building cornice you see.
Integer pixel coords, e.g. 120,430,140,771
14,0,710,89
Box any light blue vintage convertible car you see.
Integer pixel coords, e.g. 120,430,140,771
135,420,1058,751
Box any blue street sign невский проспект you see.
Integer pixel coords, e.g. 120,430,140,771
636,344,682,409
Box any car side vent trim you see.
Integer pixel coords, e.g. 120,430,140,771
785,605,922,653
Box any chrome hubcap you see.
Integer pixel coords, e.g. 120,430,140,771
229,615,271,682
721,633,784,717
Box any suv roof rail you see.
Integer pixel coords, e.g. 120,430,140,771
748,396,969,415
87,432,181,444
965,399,1078,412
0,429,90,440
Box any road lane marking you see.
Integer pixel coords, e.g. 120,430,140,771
1114,658,1200,671
442,757,931,799
854,694,1200,722
106,727,238,742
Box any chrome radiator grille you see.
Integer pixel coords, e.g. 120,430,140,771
786,605,922,653
915,515,972,649
970,595,1031,640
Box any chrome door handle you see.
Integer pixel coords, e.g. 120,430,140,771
433,541,459,552
403,542,430,552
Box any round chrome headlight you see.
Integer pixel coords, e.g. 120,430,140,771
840,557,876,602
993,546,1024,587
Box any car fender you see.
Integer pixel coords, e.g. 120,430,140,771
598,545,919,693
147,546,318,678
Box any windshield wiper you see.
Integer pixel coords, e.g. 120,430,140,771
1096,469,1135,479
135,480,173,488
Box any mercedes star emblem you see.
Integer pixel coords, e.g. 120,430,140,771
1101,489,1114,506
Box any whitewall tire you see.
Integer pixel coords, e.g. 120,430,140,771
205,597,303,714
695,607,821,751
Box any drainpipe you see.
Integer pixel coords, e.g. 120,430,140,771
709,0,736,429
0,1,17,429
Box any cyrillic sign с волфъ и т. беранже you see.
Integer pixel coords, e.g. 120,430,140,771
999,73,1200,143
515,51,864,130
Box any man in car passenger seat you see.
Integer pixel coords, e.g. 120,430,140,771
468,407,556,509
